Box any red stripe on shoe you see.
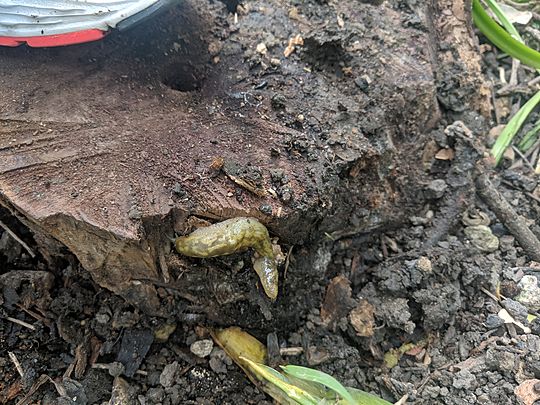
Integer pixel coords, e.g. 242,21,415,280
0,29,107,47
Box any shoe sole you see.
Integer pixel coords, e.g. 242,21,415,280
0,0,174,47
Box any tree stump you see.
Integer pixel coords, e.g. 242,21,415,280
0,0,487,315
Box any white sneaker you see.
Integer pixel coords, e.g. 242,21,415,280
0,0,175,47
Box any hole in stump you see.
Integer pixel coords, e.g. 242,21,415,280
162,63,204,92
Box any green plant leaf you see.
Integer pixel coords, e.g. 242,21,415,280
472,0,540,69
281,365,356,405
517,120,540,151
491,89,540,163
347,388,394,405
285,373,336,400
241,357,319,405
483,0,523,42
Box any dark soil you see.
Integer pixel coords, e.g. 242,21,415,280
2,1,540,405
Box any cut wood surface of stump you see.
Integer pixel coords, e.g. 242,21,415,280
0,0,486,314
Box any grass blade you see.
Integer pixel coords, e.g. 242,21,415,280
472,0,540,69
347,388,394,405
517,120,540,151
241,357,319,405
491,90,540,163
281,365,356,405
483,0,523,42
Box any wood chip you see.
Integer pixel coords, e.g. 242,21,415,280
498,308,531,333
284,34,304,57
89,336,102,366
226,174,267,196
349,299,375,337
320,275,356,331
288,7,300,20
74,343,88,379
209,156,224,171
422,140,439,169
435,148,455,160
15,374,51,405
116,329,154,377
1,380,22,404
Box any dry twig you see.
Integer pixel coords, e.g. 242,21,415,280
0,220,35,258
8,352,24,379
512,146,536,172
476,174,540,262
15,375,51,405
6,316,36,331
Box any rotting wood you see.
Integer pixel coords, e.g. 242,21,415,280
0,0,484,314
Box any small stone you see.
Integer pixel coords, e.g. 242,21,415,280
354,76,369,91
190,339,213,358
271,93,287,109
491,223,508,237
166,385,182,405
410,216,430,225
259,204,273,215
154,323,177,343
425,179,447,199
437,241,450,249
281,189,292,202
498,235,515,251
270,169,286,183
58,378,88,405
207,41,222,56
486,348,516,372
477,394,491,404
95,313,110,324
416,256,432,272
485,314,505,329
422,385,440,398
147,370,161,386
516,275,540,311
128,205,143,220
146,387,165,404
107,362,125,378
256,42,267,54
502,266,523,282
531,318,540,335
452,369,476,389
173,182,186,197
209,349,229,374
464,225,499,252
502,298,529,323
160,361,179,388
